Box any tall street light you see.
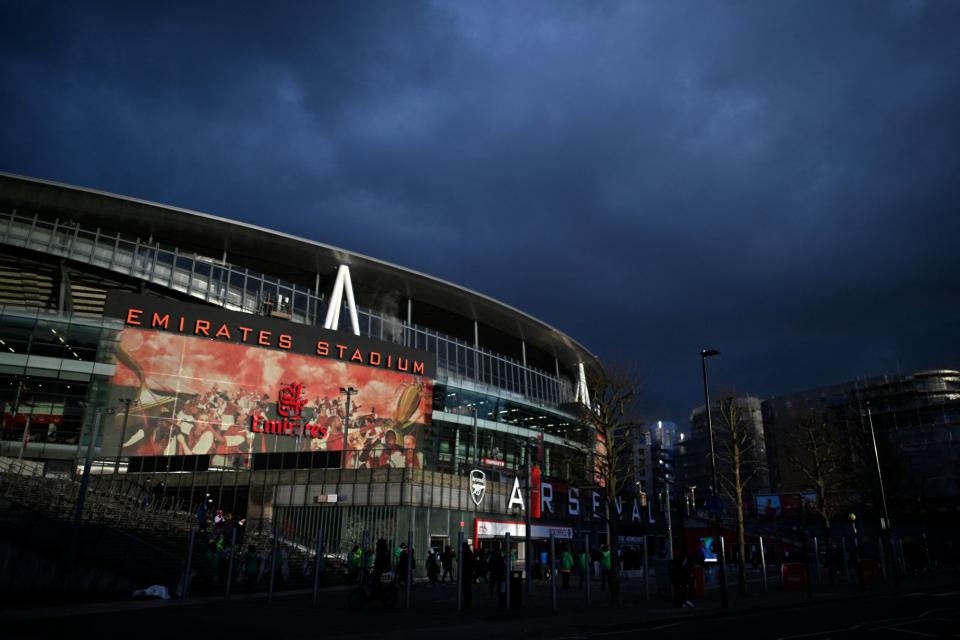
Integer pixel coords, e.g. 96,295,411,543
700,348,728,609
865,401,899,590
340,387,358,466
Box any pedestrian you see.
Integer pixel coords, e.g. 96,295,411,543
669,550,689,608
560,545,574,589
347,544,362,584
600,544,612,591
275,546,289,590
489,547,504,599
394,542,404,569
152,480,165,511
474,547,486,583
461,541,474,608
243,544,260,592
441,545,455,583
397,543,410,587
202,540,220,594
426,547,440,585
195,499,209,533
578,546,589,589
372,538,391,585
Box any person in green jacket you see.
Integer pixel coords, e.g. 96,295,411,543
202,540,220,594
559,546,574,589
578,548,590,589
347,544,362,584
243,544,260,592
600,544,612,591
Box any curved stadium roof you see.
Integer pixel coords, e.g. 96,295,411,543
0,172,601,376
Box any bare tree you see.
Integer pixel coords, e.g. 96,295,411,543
715,396,766,596
572,366,643,605
786,411,852,584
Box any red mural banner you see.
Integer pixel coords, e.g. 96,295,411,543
104,327,433,469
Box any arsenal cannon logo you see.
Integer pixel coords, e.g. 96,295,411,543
470,469,486,506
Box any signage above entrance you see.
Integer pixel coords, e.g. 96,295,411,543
104,291,436,378
474,519,573,540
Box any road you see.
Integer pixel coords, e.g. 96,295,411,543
560,588,960,639
1,579,958,639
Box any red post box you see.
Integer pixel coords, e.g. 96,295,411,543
781,563,807,590
692,565,705,597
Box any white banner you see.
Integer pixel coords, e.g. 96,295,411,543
474,519,573,540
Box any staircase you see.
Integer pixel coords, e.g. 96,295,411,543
0,460,197,593
0,459,355,596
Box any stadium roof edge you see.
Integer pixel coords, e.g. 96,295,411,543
0,171,602,376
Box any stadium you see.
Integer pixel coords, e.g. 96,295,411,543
0,172,609,588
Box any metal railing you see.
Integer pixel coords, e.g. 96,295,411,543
0,209,576,408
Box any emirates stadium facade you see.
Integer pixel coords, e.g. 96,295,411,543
0,172,615,568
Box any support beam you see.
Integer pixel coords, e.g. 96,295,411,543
574,362,591,407
322,265,360,336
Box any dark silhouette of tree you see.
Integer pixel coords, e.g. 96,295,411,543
786,411,853,584
572,365,643,605
715,396,766,596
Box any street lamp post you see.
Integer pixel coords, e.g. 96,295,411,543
849,513,864,593
114,397,136,474
664,479,674,561
865,402,899,590
340,387,358,466
700,348,728,609
525,442,534,595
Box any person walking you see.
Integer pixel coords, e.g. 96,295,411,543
489,547,504,599
202,540,220,594
195,499,209,534
559,545,574,589
474,547,486,583
151,480,166,511
669,549,695,608
275,546,289,591
578,546,590,589
372,538,391,585
397,543,410,588
426,547,440,585
347,545,362,584
461,541,475,608
243,544,260,592
600,544,612,591
441,545,455,583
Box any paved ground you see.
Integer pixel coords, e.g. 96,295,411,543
2,571,958,639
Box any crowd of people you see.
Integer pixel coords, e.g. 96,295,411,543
185,495,299,595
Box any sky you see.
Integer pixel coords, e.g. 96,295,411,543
1,1,958,425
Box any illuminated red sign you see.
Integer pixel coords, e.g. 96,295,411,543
104,291,435,378
250,382,328,440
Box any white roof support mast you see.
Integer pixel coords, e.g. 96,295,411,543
574,362,590,408
323,264,361,336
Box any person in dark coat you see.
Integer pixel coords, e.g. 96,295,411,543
474,547,486,583
460,541,475,608
669,550,694,608
426,547,441,585
441,545,455,583
489,547,504,599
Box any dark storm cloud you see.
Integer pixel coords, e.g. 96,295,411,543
2,0,958,422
